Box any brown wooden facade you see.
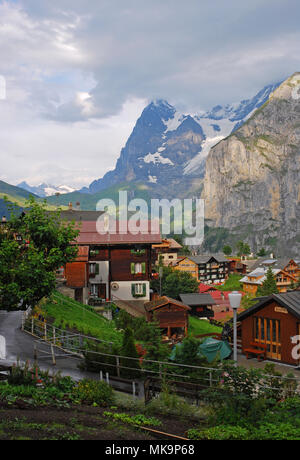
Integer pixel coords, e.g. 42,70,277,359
144,296,191,338
63,217,161,304
238,292,300,365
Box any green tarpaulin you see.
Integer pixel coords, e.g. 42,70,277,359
198,338,232,363
169,338,232,363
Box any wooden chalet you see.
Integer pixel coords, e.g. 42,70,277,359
228,258,247,275
62,211,161,305
179,293,216,318
174,254,229,284
241,266,298,296
144,296,191,338
238,291,300,365
151,238,182,266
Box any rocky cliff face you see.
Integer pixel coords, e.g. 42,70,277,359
202,73,300,255
81,85,278,199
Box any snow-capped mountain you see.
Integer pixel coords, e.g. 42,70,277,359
81,82,281,198
185,82,281,175
18,181,75,197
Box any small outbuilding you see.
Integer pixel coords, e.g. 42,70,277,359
179,293,216,318
144,296,191,339
238,291,300,365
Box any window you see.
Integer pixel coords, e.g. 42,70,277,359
89,263,99,275
90,284,98,296
254,316,281,359
131,283,146,297
131,262,146,274
135,283,144,295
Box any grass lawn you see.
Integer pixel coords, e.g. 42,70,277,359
188,316,222,336
38,291,122,344
215,273,243,291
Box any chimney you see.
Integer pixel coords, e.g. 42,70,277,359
68,202,73,211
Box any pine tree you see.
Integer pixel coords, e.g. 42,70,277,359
120,328,140,379
257,266,279,296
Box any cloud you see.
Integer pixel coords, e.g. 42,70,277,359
1,0,300,186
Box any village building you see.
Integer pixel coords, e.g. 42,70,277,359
144,296,191,339
62,211,161,305
238,291,300,365
228,258,247,275
151,238,183,266
198,284,244,321
179,293,216,318
174,254,230,284
241,266,298,296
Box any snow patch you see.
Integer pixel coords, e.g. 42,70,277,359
143,152,174,166
148,175,158,183
163,111,187,132
184,136,225,174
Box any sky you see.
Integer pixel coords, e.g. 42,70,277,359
0,0,300,188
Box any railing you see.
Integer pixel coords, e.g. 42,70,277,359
22,316,114,353
21,316,300,397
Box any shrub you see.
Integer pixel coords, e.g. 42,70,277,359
73,379,114,406
8,362,40,386
253,423,300,440
120,328,141,379
188,425,250,440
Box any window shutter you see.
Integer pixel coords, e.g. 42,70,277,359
142,284,146,296
95,264,99,275
131,283,136,297
131,263,135,274
142,262,146,274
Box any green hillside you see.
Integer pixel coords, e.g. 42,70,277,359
0,180,67,216
46,181,152,210
0,180,39,218
0,180,39,202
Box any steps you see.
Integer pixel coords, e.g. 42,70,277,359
112,298,146,318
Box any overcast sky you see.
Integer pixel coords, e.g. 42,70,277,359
0,0,300,188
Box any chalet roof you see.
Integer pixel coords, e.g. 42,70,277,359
238,291,300,321
144,296,191,312
179,293,216,306
73,220,161,245
152,238,182,249
248,257,297,272
198,283,218,293
241,267,297,285
187,253,228,265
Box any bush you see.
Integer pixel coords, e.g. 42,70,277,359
8,362,40,386
253,423,300,440
188,425,250,440
73,379,114,406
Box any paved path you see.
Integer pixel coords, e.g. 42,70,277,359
0,310,103,381
0,310,143,398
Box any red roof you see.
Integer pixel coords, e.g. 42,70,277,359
198,283,219,293
74,220,161,245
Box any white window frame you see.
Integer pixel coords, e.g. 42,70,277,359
90,284,98,296
135,263,142,274
135,283,144,295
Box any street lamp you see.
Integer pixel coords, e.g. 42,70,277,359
228,291,242,364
